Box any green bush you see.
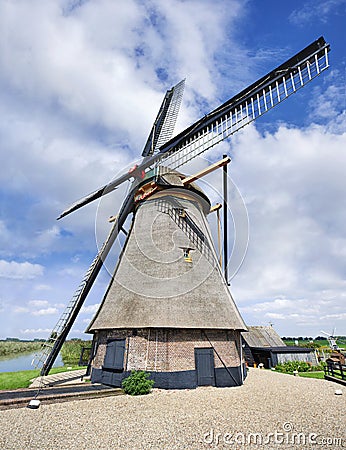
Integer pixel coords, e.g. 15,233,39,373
60,339,91,365
275,361,313,373
121,370,154,396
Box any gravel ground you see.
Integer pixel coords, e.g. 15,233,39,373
0,369,344,449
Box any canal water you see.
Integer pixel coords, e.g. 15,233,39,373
0,352,63,373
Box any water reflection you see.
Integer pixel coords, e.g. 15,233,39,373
0,352,63,372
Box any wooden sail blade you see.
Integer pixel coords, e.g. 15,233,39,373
34,193,134,375
57,183,118,220
155,37,330,171
142,79,185,157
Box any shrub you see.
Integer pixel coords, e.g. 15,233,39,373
275,361,313,373
121,370,154,396
60,339,91,365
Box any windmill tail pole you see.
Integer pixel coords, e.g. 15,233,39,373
203,331,238,385
223,154,228,285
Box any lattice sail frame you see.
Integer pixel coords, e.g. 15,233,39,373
155,45,329,172
154,79,185,152
142,79,185,157
31,219,120,373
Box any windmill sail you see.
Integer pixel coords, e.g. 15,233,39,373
58,37,329,220
142,79,185,157
33,193,134,375
155,37,329,171
57,80,185,220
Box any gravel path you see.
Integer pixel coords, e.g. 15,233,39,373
0,369,344,449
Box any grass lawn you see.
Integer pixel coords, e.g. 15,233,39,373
297,371,325,379
272,370,326,380
0,366,82,390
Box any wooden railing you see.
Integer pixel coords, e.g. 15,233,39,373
324,361,346,381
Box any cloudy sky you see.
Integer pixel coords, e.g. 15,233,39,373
1,0,345,341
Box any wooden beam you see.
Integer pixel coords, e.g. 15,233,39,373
223,154,228,284
182,156,231,185
209,203,222,213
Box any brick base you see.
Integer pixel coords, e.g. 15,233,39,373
90,328,245,389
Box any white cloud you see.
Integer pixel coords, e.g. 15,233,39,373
228,110,346,334
289,0,346,25
32,307,59,316
308,70,346,133
20,328,52,335
13,301,58,317
53,302,68,308
0,0,249,266
265,313,285,320
0,220,11,242
0,260,44,279
81,304,100,314
34,284,52,291
29,300,49,307
13,306,30,314
320,313,346,320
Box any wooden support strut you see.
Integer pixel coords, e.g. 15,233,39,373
134,181,158,203
209,203,222,213
182,156,231,185
223,154,228,285
207,204,223,267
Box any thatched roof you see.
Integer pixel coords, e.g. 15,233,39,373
87,188,247,332
241,326,285,348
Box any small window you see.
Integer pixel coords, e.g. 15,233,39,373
183,248,192,263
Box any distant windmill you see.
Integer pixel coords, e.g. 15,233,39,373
33,37,330,389
321,329,340,351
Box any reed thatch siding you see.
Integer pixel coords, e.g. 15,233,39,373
87,189,246,332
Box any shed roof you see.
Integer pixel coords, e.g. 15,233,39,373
251,346,315,353
241,326,285,348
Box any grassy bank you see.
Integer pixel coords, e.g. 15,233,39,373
0,341,42,357
60,340,92,365
0,366,81,390
0,339,92,365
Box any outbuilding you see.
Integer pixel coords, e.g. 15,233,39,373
242,326,318,368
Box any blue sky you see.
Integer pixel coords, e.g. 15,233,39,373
0,0,345,340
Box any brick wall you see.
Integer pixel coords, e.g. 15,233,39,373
92,328,242,372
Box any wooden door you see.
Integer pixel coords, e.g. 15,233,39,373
101,339,126,386
195,348,215,386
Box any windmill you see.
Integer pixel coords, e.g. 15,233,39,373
320,329,343,352
33,37,330,389
320,330,345,366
